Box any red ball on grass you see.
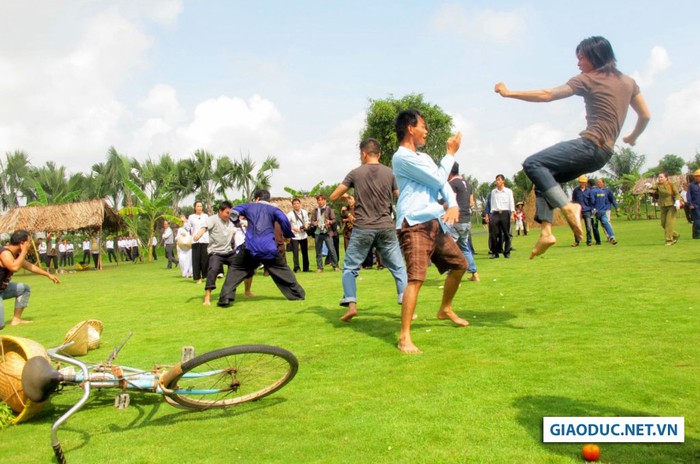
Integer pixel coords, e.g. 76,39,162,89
581,443,601,462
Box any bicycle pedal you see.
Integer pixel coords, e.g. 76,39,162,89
114,393,130,410
181,346,195,363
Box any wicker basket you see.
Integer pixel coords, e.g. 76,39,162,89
0,335,50,424
63,319,103,356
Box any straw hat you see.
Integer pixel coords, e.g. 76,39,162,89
577,175,588,182
63,320,103,356
0,335,50,423
694,169,700,176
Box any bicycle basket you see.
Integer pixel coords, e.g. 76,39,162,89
0,335,50,423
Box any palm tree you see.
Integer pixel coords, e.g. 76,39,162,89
602,147,646,180
27,162,84,205
0,150,34,209
120,178,180,262
93,147,132,209
232,154,280,202
182,149,219,214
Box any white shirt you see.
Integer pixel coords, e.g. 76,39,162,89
82,240,90,251
490,187,515,213
38,242,47,254
287,208,309,240
188,213,209,244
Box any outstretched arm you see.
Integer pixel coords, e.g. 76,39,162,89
495,82,574,102
22,259,60,283
330,184,349,202
622,93,651,146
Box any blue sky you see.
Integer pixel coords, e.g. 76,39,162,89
1,1,698,196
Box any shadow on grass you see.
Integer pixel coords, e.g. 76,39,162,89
514,395,699,463
32,391,286,456
306,305,399,347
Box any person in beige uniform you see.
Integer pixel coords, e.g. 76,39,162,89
650,172,681,245
495,36,650,259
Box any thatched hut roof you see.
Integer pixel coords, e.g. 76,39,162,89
630,175,687,195
0,199,125,234
269,196,322,214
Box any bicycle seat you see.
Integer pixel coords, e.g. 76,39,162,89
22,356,61,402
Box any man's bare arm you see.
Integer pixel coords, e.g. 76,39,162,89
495,83,573,102
329,184,349,202
622,93,651,146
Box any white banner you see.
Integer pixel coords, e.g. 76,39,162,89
543,417,684,443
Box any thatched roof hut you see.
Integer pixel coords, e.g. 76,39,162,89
630,175,688,195
268,196,318,214
0,199,125,234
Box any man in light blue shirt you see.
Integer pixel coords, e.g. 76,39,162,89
392,109,470,354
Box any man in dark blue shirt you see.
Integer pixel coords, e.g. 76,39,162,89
217,190,305,307
687,169,700,239
590,178,619,245
571,175,599,246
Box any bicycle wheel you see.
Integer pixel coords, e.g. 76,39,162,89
162,344,298,410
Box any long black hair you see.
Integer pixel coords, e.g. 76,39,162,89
576,36,620,76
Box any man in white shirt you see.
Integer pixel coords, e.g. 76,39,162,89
161,221,178,269
286,198,310,273
487,174,516,258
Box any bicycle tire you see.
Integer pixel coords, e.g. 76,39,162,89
161,344,298,410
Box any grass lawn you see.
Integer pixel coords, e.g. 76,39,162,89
1,219,698,463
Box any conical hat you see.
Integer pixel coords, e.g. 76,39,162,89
62,321,90,356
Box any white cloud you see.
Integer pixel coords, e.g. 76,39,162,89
631,46,671,88
138,84,186,125
429,4,527,43
659,80,700,141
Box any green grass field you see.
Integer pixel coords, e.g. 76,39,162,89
1,219,698,463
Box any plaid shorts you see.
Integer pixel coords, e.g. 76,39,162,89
398,219,467,281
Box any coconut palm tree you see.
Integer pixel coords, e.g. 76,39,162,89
0,150,34,209
119,178,180,262
232,154,280,202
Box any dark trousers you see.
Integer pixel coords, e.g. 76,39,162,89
165,244,178,268
192,243,210,280
152,245,158,260
290,238,309,272
490,211,512,256
67,252,74,266
205,252,236,291
219,246,305,305
60,252,67,267
92,253,99,268
107,248,118,263
82,250,90,264
315,233,338,269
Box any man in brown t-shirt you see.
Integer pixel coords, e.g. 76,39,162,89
330,138,407,322
495,35,650,259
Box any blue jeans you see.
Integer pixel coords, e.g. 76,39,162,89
595,210,615,239
340,228,407,306
523,138,611,223
0,282,31,329
691,208,700,239
450,222,477,273
315,233,338,269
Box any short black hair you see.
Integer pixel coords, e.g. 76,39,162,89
10,230,30,245
495,174,506,181
450,162,460,176
254,189,271,201
218,200,233,211
292,198,301,204
576,36,619,75
395,109,425,142
360,138,381,156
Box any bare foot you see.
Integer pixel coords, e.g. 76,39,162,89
530,234,557,259
437,310,470,327
196,279,202,284
244,292,256,298
340,308,357,322
397,339,422,354
560,203,583,241
10,319,33,326
467,273,480,282
203,300,211,306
